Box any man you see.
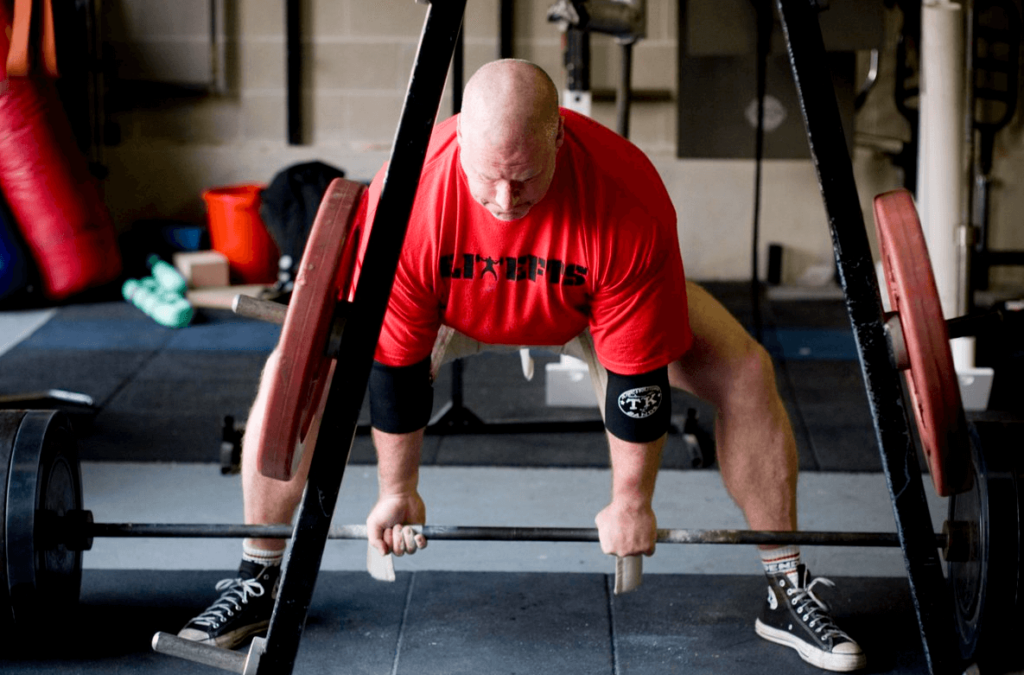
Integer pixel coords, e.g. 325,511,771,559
178,59,865,672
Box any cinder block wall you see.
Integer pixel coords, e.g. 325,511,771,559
98,0,1023,288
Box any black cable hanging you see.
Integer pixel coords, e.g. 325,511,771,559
750,0,773,344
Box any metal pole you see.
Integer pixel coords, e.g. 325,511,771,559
774,1,959,673
286,0,302,145
84,522,945,549
499,0,514,58
256,3,467,673
616,40,633,138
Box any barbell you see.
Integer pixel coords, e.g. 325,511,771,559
0,406,1017,657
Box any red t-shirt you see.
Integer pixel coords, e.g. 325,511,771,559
355,109,691,376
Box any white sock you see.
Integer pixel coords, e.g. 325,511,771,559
760,545,802,585
242,542,284,568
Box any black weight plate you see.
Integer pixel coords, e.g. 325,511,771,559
5,410,83,626
947,419,1022,669
0,410,27,626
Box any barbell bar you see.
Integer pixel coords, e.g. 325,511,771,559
75,519,951,552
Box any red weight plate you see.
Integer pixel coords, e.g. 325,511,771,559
257,178,365,480
873,189,970,496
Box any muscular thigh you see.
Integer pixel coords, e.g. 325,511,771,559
668,281,760,403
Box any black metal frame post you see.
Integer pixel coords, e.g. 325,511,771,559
500,0,514,58
616,40,633,138
774,1,959,674
286,0,302,145
256,3,467,673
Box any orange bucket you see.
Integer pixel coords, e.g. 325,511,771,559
202,184,280,284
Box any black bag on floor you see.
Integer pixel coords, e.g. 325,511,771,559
259,161,347,300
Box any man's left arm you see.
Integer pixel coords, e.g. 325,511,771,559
595,432,665,556
595,365,671,556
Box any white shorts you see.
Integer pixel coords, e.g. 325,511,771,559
428,326,609,420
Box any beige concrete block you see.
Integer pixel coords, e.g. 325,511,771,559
392,41,455,116
396,42,425,89
463,42,503,82
312,42,404,90
587,36,617,91
588,103,618,134
135,101,242,144
515,0,561,40
619,102,677,149
346,93,405,145
464,0,500,40
240,40,286,91
311,93,348,143
242,92,287,140
632,43,677,91
348,1,426,38
583,39,676,94
311,0,348,37
512,43,563,85
645,0,678,41
240,0,284,38
174,250,231,289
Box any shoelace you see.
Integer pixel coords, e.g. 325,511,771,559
786,577,853,642
190,578,266,629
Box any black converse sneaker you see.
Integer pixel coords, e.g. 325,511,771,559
755,565,866,672
178,561,280,649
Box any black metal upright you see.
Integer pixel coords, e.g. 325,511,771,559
256,2,467,673
774,2,959,674
286,0,302,145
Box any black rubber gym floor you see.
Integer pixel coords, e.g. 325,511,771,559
0,570,928,674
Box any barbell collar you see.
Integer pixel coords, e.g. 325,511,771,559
81,521,949,549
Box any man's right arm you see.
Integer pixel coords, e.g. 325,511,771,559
367,427,428,556
366,358,434,556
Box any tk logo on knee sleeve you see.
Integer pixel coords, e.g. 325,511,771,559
617,386,663,419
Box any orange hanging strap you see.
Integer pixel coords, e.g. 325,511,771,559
6,0,58,78
39,0,56,76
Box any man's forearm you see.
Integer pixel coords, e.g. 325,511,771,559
606,432,665,507
372,428,425,495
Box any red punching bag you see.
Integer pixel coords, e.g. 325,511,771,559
0,1,121,300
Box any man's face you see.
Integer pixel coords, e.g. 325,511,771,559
458,119,564,222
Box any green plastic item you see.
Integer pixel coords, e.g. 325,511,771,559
122,276,194,328
147,254,188,295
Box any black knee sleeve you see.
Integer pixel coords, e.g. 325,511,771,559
604,366,671,443
369,358,434,434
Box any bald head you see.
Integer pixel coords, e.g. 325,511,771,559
459,59,561,149
456,60,565,221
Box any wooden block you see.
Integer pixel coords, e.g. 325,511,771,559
173,250,231,289
186,284,270,310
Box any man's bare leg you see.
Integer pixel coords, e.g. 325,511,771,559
672,283,865,671
242,349,329,552
668,282,798,532
177,348,330,647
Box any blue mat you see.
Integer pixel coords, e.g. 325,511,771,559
764,328,859,361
